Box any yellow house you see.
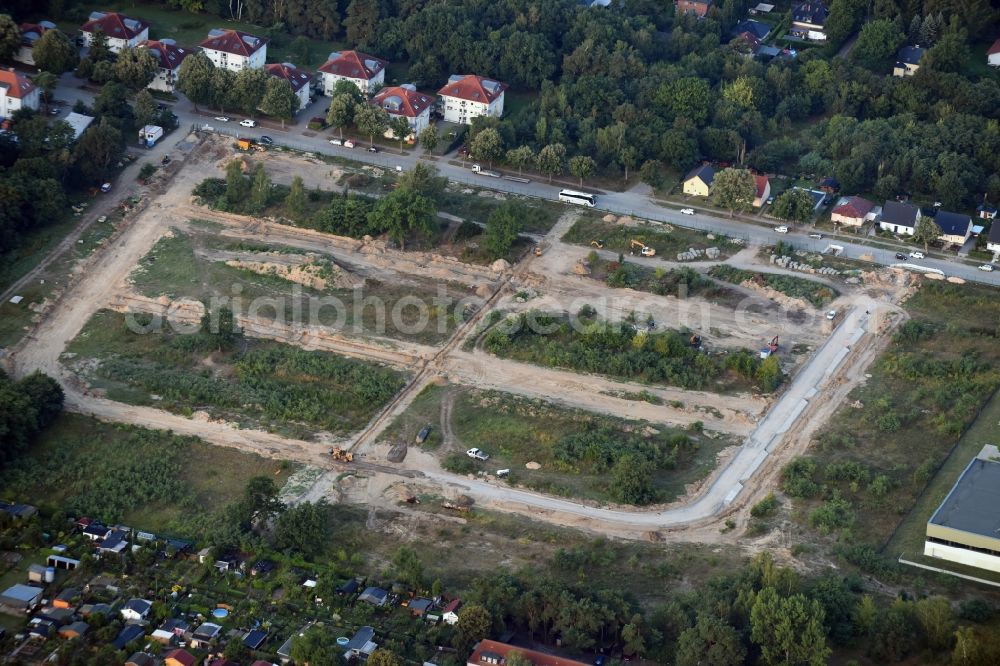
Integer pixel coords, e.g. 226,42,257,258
683,165,715,197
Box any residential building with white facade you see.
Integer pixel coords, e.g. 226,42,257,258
265,63,312,112
317,51,386,96
80,12,149,54
372,84,434,139
437,74,507,125
199,29,266,72
138,39,190,93
0,68,40,119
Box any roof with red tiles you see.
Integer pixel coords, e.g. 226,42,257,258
833,196,875,219
80,12,149,40
468,640,589,666
318,50,387,81
372,85,434,118
438,74,508,104
0,68,37,99
199,29,267,57
265,62,312,92
138,39,190,71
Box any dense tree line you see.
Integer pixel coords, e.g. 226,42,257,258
0,370,63,466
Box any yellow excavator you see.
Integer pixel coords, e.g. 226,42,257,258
590,239,605,249
630,239,656,257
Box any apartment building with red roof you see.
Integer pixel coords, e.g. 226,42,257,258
438,74,507,124
138,39,190,93
199,28,267,72
265,62,312,111
372,84,434,138
80,11,149,53
0,68,39,119
318,50,387,96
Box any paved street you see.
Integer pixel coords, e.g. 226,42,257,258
52,73,1000,288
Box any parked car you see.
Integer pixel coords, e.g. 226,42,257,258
808,233,823,239
214,116,230,122
344,140,355,148
239,119,257,127
49,108,60,116
329,138,343,146
895,252,907,260
466,448,490,461
826,310,837,320
909,250,925,259
680,208,695,215
368,146,378,153
97,215,107,223
259,135,274,145
774,225,788,233
979,264,994,272
415,425,432,444
766,196,775,205
100,182,112,193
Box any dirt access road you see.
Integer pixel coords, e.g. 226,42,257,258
5,134,902,542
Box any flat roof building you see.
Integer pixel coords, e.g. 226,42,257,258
925,444,1000,574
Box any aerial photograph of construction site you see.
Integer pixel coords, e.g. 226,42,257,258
3,1,1000,665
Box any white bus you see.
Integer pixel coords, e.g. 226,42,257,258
559,189,596,207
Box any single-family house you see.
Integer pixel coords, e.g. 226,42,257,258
438,74,507,124
243,629,269,650
191,621,223,648
753,175,771,208
732,19,771,40
151,627,177,645
408,597,434,617
27,563,47,582
442,598,462,625
467,639,589,666
790,2,829,41
79,602,112,618
164,648,197,666
125,653,154,666
29,619,55,639
879,201,921,235
138,39,190,93
0,584,42,613
831,196,875,227
39,606,75,624
318,50,386,96
988,38,1000,67
80,12,149,53
976,203,997,220
344,626,377,661
59,621,89,639
934,211,972,246
372,84,434,139
733,31,763,56
682,165,715,197
199,29,267,72
98,528,129,555
893,46,926,77
987,221,1000,257
676,0,713,18
277,624,314,662
82,522,110,541
817,177,840,194
264,63,311,112
337,577,363,595
358,586,390,607
0,68,39,119
15,21,57,66
113,623,147,650
63,112,95,141
121,598,152,622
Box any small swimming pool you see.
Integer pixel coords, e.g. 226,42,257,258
337,637,349,647
212,608,229,619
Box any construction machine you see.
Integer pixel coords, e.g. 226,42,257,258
328,447,354,462
690,334,702,348
590,239,605,249
760,335,779,359
629,239,656,257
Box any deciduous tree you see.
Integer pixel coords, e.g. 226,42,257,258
285,175,306,218
453,604,492,655
355,104,389,147
232,67,269,117
0,14,19,61
536,143,566,183
913,216,942,252
32,29,79,75
133,89,157,129
676,615,746,666
225,160,249,207
418,125,439,153
506,146,534,175
368,187,435,250
750,587,830,666
259,76,298,128
569,155,596,187
177,51,215,112
325,93,355,139
113,46,158,91
484,202,523,259
389,115,411,150
471,127,503,168
772,189,816,224
712,168,757,217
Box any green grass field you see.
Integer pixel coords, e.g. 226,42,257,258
65,309,408,438
786,282,1000,554
0,413,297,537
